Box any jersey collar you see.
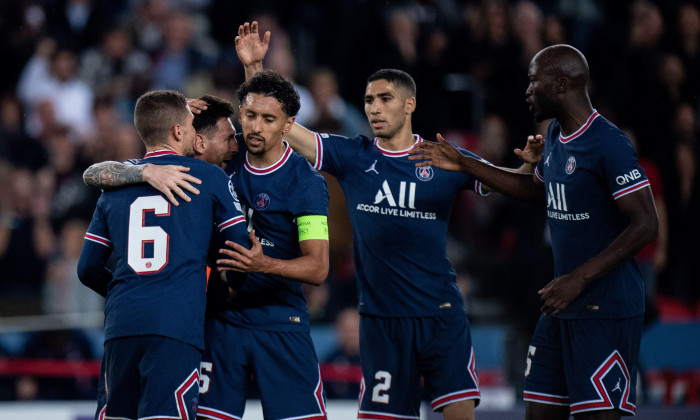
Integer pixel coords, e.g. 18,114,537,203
144,149,178,158
559,110,599,143
244,141,293,175
374,135,423,157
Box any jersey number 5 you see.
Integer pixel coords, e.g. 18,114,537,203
128,196,170,274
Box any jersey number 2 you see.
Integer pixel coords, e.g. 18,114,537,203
128,196,170,274
372,371,391,404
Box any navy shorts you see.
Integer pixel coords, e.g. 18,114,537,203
101,335,201,420
523,314,643,416
358,315,480,420
197,319,327,420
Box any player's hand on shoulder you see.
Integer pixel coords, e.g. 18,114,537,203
143,164,201,206
408,133,466,172
514,134,544,164
235,21,270,66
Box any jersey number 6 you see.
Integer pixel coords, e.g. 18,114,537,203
128,196,170,274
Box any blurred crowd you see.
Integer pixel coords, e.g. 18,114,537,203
1,0,700,401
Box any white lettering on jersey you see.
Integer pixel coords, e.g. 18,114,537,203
547,182,567,211
615,169,642,186
374,180,416,209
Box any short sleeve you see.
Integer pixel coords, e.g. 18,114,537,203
599,133,650,200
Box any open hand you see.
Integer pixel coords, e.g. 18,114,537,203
235,21,270,66
143,164,201,206
408,133,466,172
217,230,267,273
514,134,544,164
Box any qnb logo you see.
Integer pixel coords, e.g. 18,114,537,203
547,182,568,211
616,169,642,186
374,180,416,208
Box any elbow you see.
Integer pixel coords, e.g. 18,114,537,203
308,263,329,286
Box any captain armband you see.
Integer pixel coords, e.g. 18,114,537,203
297,215,329,242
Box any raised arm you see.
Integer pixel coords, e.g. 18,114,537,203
409,133,545,204
538,187,659,315
235,21,319,164
83,161,201,206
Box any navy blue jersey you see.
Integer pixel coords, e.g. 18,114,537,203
534,112,649,319
311,133,488,317
219,136,329,331
78,150,248,350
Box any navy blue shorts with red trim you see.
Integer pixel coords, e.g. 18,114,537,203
523,314,642,416
358,315,480,420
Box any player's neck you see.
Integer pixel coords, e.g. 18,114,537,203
558,103,595,137
247,141,287,168
146,144,179,155
376,128,415,151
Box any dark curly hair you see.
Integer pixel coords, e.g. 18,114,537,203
193,94,235,136
367,69,417,98
236,69,301,117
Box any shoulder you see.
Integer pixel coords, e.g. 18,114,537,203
317,132,372,148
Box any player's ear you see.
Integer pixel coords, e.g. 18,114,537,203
282,116,296,136
404,96,416,114
172,123,184,141
193,133,207,154
555,76,568,93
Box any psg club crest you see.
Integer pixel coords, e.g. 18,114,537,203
565,156,576,174
254,192,271,210
415,166,434,181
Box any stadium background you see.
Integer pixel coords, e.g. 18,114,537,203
0,0,699,418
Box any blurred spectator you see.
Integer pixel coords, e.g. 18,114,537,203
16,40,95,141
43,218,103,315
45,0,125,50
44,124,98,225
260,13,316,126
322,307,361,399
0,165,54,316
17,329,96,400
150,9,216,93
307,66,369,137
78,25,150,103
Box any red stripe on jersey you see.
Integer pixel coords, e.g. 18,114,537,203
560,111,599,143
85,233,111,247
144,149,178,158
218,216,245,231
373,135,423,157
244,142,293,174
431,390,481,410
314,133,323,170
613,180,650,199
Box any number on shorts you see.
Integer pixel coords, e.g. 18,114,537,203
199,361,213,394
128,196,170,274
372,370,391,404
524,345,536,377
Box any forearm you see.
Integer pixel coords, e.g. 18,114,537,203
83,161,146,188
572,217,659,286
243,62,263,81
258,253,328,285
460,156,544,204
